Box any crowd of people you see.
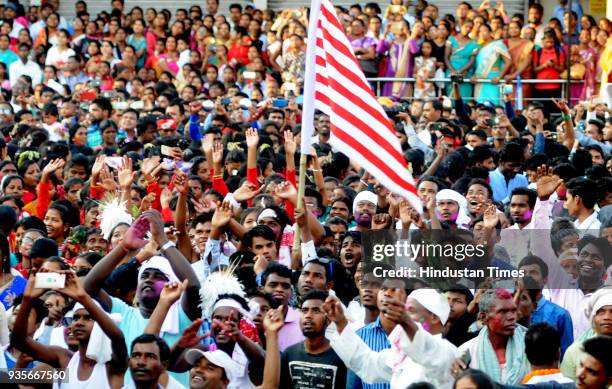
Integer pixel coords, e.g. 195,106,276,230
0,0,612,388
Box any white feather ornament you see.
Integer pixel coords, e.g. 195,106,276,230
199,262,245,319
98,197,133,240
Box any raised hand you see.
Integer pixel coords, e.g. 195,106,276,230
284,130,296,155
139,192,156,212
174,170,189,195
202,133,215,156
372,213,392,230
212,142,224,166
91,155,106,181
263,306,285,333
42,158,66,182
117,156,136,190
176,318,209,349
160,187,173,209
535,165,562,201
482,204,498,230
141,156,162,180
24,268,48,300
398,199,413,227
322,295,348,332
160,279,188,305
211,201,233,229
57,271,87,301
380,296,410,325
233,181,263,202
142,209,167,245
552,98,570,115
99,165,118,192
191,197,214,214
245,127,259,149
136,239,159,263
274,181,297,200
253,255,269,275
122,215,150,251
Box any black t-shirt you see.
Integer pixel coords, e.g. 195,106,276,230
280,342,347,389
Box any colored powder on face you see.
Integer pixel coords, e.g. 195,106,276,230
489,316,504,332
152,280,166,295
522,210,533,221
420,319,431,332
450,211,459,222
354,213,372,227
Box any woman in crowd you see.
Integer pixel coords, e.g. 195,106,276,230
445,18,478,97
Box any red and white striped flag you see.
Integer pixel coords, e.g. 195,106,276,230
300,0,422,211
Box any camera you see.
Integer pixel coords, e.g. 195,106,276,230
383,101,410,119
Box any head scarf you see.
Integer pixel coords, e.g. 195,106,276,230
71,300,122,363
353,190,377,214
138,256,181,335
435,189,471,229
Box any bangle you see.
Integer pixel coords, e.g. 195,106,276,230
561,113,571,121
311,168,320,172
160,240,176,254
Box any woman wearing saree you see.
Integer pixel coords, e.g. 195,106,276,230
570,29,597,102
473,24,511,104
445,19,479,97
377,20,421,98
504,21,534,102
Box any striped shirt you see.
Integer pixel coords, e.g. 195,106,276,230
347,317,390,389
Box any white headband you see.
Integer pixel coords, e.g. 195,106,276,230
212,298,251,319
257,208,278,223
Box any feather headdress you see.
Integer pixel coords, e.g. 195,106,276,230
199,261,246,319
98,197,133,240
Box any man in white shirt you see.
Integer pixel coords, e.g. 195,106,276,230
9,43,42,88
325,288,458,389
564,177,601,232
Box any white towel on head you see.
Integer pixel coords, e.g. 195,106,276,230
72,301,122,363
436,189,472,229
137,256,181,335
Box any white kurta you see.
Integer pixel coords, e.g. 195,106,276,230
330,323,458,389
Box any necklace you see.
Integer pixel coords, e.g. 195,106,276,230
521,368,561,384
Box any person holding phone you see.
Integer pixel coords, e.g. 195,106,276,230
11,269,128,388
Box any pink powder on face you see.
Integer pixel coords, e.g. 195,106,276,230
421,320,431,332
152,280,166,295
522,210,533,221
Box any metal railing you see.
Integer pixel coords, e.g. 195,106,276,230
365,77,585,102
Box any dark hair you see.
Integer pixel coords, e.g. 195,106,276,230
499,142,524,164
243,224,277,249
582,336,612,377
300,289,329,306
566,177,598,210
550,218,579,255
454,369,499,389
0,205,17,236
518,255,549,279
261,262,291,286
0,232,10,274
577,235,612,268
30,238,58,259
302,259,332,283
525,323,561,366
130,334,170,362
467,178,493,200
43,256,71,271
443,284,474,305
92,97,112,116
510,187,537,209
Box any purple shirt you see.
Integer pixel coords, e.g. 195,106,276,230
351,36,377,51
278,307,305,352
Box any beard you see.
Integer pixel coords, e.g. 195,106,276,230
354,212,372,227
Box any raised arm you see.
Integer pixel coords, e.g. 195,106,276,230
259,306,285,389
143,209,202,320
83,215,151,308
59,271,128,375
172,170,193,259
143,280,188,335
10,270,72,368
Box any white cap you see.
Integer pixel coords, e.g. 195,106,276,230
408,288,450,325
185,349,242,381
353,190,377,214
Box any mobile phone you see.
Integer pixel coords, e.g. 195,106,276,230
431,123,444,131
239,98,252,110
90,79,101,87
105,156,124,170
35,272,66,289
202,100,215,112
80,91,97,101
161,145,173,157
243,71,256,80
130,100,144,110
112,101,128,110
272,99,288,108
503,84,513,95
460,350,471,368
220,97,231,106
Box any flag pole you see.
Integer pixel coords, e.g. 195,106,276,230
292,153,307,256
292,0,322,258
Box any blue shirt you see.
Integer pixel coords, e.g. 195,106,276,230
0,49,19,67
553,3,583,31
347,317,391,389
531,296,574,357
489,168,529,204
87,123,103,149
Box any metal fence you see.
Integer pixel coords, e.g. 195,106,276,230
365,77,585,103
